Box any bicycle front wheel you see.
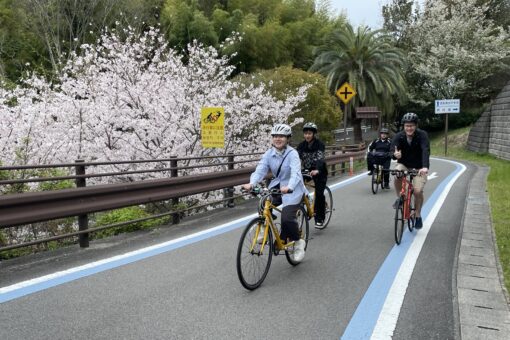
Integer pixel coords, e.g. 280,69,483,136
319,186,333,229
236,218,273,290
394,198,405,245
371,171,379,194
285,206,310,266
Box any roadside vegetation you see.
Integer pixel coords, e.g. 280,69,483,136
430,127,510,293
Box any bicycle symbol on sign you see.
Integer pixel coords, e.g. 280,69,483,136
203,111,222,124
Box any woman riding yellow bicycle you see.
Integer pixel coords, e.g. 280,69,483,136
242,123,307,262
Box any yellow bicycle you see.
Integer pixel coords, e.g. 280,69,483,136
301,170,334,229
236,186,309,290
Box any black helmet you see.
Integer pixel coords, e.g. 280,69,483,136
401,112,418,124
303,122,318,133
379,127,389,134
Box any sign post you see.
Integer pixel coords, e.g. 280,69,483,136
435,99,460,156
201,107,225,148
336,82,356,145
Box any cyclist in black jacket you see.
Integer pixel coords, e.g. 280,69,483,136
367,127,392,189
297,122,328,227
390,112,430,229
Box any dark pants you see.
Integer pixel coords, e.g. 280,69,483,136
367,155,391,185
313,176,327,222
271,195,300,241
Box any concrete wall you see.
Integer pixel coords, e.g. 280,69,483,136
467,81,510,160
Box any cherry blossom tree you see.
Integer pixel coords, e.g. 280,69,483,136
409,0,509,101
0,27,308,181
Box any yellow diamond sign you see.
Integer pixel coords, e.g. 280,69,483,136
336,82,356,104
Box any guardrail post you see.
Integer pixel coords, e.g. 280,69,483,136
170,156,180,224
341,146,346,174
75,159,89,248
225,152,235,208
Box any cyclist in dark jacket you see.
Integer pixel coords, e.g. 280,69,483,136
367,127,392,189
297,122,328,227
390,112,430,229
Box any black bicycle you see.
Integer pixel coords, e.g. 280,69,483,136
371,163,384,194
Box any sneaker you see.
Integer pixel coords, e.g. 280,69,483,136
383,183,390,189
415,217,423,229
392,198,401,209
315,220,324,228
292,239,306,262
367,171,373,176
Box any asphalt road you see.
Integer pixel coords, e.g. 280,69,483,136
0,158,472,340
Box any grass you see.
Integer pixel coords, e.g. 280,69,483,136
430,127,510,293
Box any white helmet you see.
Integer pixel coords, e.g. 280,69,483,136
271,124,292,136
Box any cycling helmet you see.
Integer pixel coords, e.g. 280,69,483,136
271,123,292,136
303,122,318,133
379,127,389,134
401,112,419,124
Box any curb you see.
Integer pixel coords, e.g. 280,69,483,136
456,163,510,339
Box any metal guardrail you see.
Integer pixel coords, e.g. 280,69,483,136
0,145,366,252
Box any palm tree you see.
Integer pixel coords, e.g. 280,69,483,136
310,23,407,143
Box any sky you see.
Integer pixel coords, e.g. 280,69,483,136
329,0,388,28
329,0,425,29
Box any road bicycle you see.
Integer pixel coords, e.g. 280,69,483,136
301,170,334,229
371,163,384,194
391,169,417,245
236,186,309,290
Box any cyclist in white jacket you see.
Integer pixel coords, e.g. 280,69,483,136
242,124,307,262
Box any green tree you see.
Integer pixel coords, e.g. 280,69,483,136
407,0,509,128
310,23,407,142
238,66,341,143
1,0,164,82
161,0,218,50
162,0,345,73
382,0,417,48
0,0,48,83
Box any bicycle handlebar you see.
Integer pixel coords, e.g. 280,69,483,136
241,185,293,196
388,169,419,177
301,170,313,181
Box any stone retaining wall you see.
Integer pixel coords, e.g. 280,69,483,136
467,81,510,160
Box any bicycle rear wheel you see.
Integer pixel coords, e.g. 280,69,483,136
407,191,415,232
285,206,309,266
371,171,379,194
236,218,273,290
394,198,405,245
320,186,333,229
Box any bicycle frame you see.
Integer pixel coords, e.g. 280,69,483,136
250,197,294,254
302,175,316,220
376,164,383,184
399,173,415,220
303,194,314,219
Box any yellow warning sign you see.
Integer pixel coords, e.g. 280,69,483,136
201,107,225,148
336,82,356,104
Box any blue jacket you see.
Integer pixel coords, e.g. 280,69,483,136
249,146,306,206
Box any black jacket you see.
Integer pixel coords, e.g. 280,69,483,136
297,138,327,175
368,138,392,157
390,129,430,169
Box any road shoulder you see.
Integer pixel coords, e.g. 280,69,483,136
456,163,510,339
